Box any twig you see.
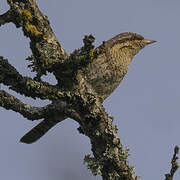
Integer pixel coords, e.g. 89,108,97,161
165,146,179,180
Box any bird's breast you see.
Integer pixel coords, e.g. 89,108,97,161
85,53,132,100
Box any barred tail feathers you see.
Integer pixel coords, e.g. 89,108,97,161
20,116,66,144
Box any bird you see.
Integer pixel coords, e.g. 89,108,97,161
20,32,156,144
85,32,156,100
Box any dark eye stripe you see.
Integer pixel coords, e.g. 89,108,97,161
104,32,144,48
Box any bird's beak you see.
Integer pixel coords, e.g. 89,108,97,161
143,39,157,45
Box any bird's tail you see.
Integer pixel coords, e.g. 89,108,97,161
20,116,66,144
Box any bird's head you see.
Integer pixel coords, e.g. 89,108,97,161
104,32,156,58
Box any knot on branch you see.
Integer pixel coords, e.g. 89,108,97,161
67,34,96,70
83,34,95,49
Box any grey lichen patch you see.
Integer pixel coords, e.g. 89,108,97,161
124,146,130,159
55,90,73,101
113,137,120,146
84,151,133,180
84,154,103,175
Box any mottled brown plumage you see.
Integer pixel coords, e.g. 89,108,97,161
20,32,156,144
85,32,156,100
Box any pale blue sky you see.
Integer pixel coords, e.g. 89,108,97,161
0,0,180,180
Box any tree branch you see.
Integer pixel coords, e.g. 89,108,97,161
0,10,12,26
5,0,68,78
61,73,136,180
0,89,70,121
165,146,179,180
73,96,135,180
0,89,44,120
0,56,64,100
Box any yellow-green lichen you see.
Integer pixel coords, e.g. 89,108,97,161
20,9,43,37
21,9,33,21
89,49,94,62
57,91,64,98
25,23,42,36
43,35,47,41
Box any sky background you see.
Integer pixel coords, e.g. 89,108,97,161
0,0,180,180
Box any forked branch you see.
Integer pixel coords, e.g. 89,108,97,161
0,56,63,100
